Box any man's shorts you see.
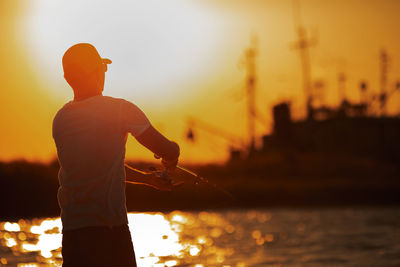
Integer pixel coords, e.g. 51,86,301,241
61,224,137,267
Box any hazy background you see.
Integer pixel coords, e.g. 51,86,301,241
1,0,399,164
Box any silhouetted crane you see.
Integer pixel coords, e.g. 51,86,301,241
185,117,246,152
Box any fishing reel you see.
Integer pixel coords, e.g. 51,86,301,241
148,166,173,185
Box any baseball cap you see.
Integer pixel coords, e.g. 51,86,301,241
62,43,112,79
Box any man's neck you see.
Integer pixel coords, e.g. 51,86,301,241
74,91,102,101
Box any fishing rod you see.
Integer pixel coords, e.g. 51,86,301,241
124,163,171,184
124,162,234,200
175,164,234,199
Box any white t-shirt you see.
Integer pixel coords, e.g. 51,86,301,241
52,95,150,230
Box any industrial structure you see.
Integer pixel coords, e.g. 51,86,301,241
186,0,400,166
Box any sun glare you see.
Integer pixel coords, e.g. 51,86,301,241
27,0,223,107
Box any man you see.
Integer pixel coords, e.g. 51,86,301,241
52,43,180,266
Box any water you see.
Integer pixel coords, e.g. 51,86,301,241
0,207,399,266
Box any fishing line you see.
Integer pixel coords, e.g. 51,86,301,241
175,165,234,200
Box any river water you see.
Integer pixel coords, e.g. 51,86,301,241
0,207,399,266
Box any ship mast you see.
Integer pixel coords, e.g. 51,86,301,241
291,0,316,120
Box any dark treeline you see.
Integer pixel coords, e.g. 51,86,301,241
0,160,232,220
0,160,60,220
1,157,400,221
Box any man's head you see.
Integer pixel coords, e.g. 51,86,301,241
62,43,111,99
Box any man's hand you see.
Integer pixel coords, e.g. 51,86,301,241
146,172,172,191
125,165,183,191
144,172,183,191
161,158,178,170
154,147,179,171
135,126,180,170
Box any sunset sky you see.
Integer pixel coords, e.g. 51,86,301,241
1,0,400,164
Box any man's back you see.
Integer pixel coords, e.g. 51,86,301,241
57,43,179,266
53,95,150,230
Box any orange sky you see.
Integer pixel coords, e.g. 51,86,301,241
1,0,400,164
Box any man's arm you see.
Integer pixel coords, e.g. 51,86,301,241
126,125,181,191
135,125,180,168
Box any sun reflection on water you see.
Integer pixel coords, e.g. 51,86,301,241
0,211,241,266
3,222,20,232
128,213,183,266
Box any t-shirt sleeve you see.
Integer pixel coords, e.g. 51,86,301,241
119,99,151,137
